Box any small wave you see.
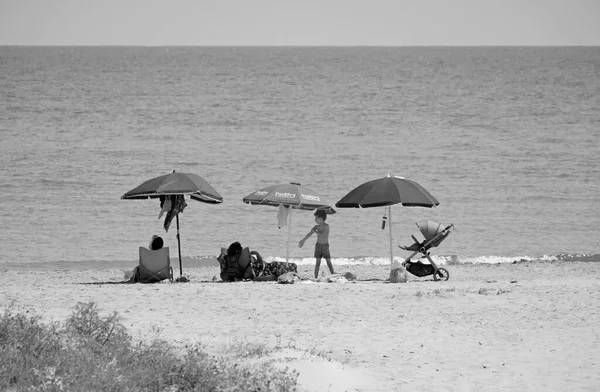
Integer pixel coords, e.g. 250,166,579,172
2,253,597,271
265,253,600,266
39,178,96,187
554,253,600,262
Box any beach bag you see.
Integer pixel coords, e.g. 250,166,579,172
263,261,298,278
250,250,298,279
405,260,435,277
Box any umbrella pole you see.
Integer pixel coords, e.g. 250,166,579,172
176,214,182,276
286,208,293,263
388,205,394,267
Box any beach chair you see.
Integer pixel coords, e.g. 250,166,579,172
136,247,173,283
399,220,454,281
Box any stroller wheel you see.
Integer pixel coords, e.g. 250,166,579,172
433,268,450,282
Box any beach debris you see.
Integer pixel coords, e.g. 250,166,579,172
388,264,408,283
326,275,348,283
510,280,518,283
277,272,301,284
123,270,134,281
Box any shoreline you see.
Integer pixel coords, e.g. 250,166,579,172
2,253,599,272
2,262,599,391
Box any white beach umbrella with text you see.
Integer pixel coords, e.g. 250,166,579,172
242,182,335,262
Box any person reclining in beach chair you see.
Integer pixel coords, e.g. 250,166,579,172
217,242,255,282
132,235,173,283
217,242,298,282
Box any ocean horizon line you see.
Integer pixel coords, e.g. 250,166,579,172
2,44,599,48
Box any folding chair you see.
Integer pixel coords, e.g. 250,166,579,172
136,247,173,283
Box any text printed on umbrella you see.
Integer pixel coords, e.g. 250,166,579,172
301,194,321,201
275,192,295,198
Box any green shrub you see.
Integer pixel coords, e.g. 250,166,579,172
65,302,131,349
0,302,298,392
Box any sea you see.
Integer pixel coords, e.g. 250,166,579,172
1,46,599,271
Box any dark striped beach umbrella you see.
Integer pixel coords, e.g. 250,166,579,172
121,172,222,204
336,174,439,265
122,171,223,278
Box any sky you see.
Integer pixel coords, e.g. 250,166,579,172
0,0,599,46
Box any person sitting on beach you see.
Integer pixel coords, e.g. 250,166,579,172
217,242,255,282
298,209,335,279
149,235,164,250
124,235,165,282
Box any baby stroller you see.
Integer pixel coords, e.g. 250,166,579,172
398,220,454,281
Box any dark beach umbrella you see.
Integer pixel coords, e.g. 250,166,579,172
121,172,223,203
122,171,223,277
243,182,335,261
335,174,439,264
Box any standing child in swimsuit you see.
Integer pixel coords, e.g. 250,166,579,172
298,209,335,279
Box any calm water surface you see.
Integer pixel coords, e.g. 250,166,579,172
1,46,598,268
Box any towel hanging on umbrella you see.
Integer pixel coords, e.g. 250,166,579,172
161,195,188,232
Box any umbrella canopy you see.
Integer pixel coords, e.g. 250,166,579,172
121,172,223,204
335,175,439,208
335,174,439,266
243,182,336,213
122,171,223,278
242,182,335,261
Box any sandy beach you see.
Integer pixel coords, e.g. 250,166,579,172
1,261,599,391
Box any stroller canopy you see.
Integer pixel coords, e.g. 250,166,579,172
416,220,446,240
416,220,453,249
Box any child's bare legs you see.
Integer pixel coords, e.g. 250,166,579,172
325,258,335,274
314,258,321,279
315,258,335,278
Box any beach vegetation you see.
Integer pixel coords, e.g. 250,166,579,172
304,345,333,361
0,301,298,391
475,287,512,295
274,335,333,362
496,288,511,295
414,287,457,297
229,340,273,358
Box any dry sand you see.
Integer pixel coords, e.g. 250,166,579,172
1,261,599,391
